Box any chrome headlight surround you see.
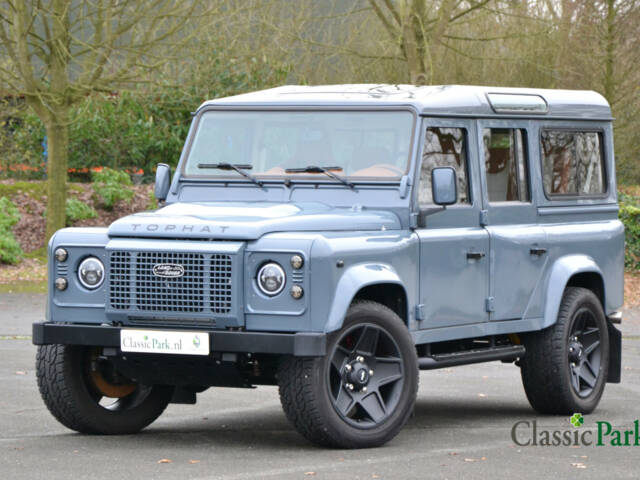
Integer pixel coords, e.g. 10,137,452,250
77,256,105,290
257,262,286,296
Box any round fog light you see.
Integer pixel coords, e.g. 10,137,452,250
54,248,68,262
55,277,68,291
257,262,286,296
290,255,304,270
290,285,304,299
78,257,105,289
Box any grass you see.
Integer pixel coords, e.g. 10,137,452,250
24,246,47,262
0,279,47,293
0,181,83,201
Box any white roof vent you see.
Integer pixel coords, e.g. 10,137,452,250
487,93,548,114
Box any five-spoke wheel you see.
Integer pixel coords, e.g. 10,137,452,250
278,301,418,448
521,287,609,414
328,324,405,428
567,308,603,398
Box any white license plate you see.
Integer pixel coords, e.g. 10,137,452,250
120,329,209,356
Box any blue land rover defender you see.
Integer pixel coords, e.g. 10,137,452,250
34,85,624,448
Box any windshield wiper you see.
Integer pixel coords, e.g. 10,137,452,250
285,165,354,189
197,162,263,187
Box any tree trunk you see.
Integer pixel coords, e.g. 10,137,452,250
603,0,616,103
44,115,69,241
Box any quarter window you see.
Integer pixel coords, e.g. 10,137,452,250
541,130,605,196
482,128,529,202
419,127,470,204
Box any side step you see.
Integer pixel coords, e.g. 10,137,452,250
418,344,525,370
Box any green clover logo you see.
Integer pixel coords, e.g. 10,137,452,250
143,335,148,341
570,413,584,427
193,335,201,348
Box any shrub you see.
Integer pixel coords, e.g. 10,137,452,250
0,196,21,231
620,192,640,270
0,197,23,265
0,234,23,265
92,167,134,210
65,197,97,225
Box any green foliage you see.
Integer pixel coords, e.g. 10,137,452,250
0,234,23,265
65,197,97,225
620,192,640,270
91,167,133,210
0,196,23,265
147,188,158,210
4,55,290,182
0,196,20,231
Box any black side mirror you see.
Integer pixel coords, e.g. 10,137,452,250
431,167,457,206
154,163,171,201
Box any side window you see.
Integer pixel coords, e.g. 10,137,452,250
482,128,529,202
541,130,605,196
419,127,470,204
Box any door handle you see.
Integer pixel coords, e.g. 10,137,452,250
466,251,486,260
530,247,547,256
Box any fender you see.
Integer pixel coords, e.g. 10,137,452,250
324,263,405,333
542,254,604,329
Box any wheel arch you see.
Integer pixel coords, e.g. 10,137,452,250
542,254,605,329
324,263,408,333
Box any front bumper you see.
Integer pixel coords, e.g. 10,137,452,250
32,322,326,357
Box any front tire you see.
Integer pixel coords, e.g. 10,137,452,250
36,344,173,434
520,287,609,414
278,301,419,448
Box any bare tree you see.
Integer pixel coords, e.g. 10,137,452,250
0,0,214,240
367,0,495,84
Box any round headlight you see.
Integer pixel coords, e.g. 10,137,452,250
78,257,105,289
257,262,286,296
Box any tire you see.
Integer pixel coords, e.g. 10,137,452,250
278,301,419,448
36,344,174,434
520,287,609,414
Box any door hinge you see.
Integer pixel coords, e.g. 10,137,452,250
485,297,495,313
415,304,425,321
480,209,489,226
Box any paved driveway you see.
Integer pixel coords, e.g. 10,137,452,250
1,294,639,479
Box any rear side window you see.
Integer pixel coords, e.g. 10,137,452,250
541,130,605,196
482,128,529,202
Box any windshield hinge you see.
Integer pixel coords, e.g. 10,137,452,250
399,175,411,199
480,209,489,226
415,304,425,321
409,212,419,229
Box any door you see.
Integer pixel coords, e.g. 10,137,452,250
477,120,548,321
416,119,490,329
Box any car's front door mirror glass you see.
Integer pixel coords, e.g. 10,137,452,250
431,167,457,206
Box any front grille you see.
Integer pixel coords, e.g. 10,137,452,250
109,251,233,315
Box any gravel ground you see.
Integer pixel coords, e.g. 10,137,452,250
0,294,639,479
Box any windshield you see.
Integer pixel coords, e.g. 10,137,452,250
184,110,415,180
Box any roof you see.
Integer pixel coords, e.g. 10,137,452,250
199,84,612,120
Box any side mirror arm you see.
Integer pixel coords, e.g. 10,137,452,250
416,206,446,228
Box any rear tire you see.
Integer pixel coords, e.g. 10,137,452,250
278,301,419,448
520,287,609,414
36,344,173,434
